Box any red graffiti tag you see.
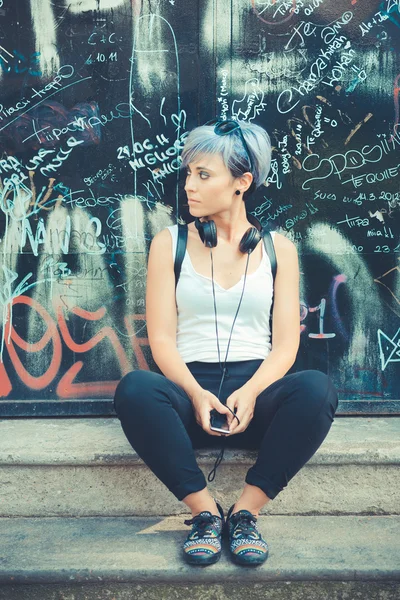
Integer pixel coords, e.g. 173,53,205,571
56,303,131,398
3,295,62,390
0,295,150,399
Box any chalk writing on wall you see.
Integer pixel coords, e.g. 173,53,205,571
0,0,399,412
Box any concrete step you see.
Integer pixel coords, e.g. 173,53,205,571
0,417,399,517
0,515,399,599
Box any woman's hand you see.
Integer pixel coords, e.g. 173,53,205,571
191,389,233,436
225,386,257,435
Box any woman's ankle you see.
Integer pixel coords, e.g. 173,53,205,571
182,490,219,517
191,499,219,518
232,503,259,517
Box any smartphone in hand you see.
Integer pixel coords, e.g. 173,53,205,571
210,409,230,434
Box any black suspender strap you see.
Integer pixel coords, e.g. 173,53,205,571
174,223,188,290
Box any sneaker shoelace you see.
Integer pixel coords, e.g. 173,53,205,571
231,513,260,539
184,513,219,539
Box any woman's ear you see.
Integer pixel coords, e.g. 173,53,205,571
237,172,254,194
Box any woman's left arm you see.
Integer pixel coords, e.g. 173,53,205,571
226,233,300,433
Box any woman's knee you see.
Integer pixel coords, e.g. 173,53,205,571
293,370,338,412
113,369,162,414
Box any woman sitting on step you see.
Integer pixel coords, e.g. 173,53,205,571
113,119,339,567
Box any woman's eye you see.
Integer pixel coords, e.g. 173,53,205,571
185,171,208,179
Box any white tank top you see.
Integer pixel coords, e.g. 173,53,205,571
166,225,275,363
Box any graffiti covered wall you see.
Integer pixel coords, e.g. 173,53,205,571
0,0,399,414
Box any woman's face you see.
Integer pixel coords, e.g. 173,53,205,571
184,153,238,217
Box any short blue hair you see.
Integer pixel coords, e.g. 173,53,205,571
180,121,272,195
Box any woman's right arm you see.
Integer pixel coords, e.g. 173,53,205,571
145,228,204,400
145,228,232,435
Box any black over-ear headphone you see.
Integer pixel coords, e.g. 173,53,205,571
194,212,263,253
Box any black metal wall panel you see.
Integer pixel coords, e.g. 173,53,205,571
0,0,399,416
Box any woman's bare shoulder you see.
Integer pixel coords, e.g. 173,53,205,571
272,231,297,253
271,232,298,267
148,228,175,265
151,226,174,245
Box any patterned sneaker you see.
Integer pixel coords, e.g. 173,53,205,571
182,502,224,565
225,504,269,566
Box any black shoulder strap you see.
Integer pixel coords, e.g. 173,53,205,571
174,224,188,289
263,230,277,339
174,225,277,287
263,231,277,280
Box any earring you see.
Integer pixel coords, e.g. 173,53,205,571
235,190,241,195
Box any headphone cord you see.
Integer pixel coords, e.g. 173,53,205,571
207,249,251,482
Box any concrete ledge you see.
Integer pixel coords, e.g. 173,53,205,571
0,418,399,517
0,515,399,588
1,417,399,466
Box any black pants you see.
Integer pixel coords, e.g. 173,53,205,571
113,360,338,502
